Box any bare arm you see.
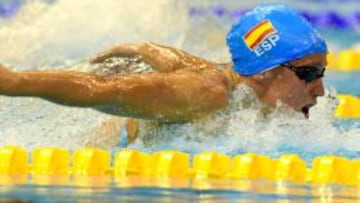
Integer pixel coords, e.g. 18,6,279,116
90,42,214,72
0,65,230,122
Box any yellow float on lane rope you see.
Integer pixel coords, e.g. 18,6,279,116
0,146,360,187
274,154,306,183
193,151,231,178
114,149,151,177
32,147,69,176
152,150,191,178
335,94,360,118
327,50,360,71
231,153,275,180
0,146,28,175
73,148,110,176
311,155,354,185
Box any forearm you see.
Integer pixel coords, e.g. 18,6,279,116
4,70,110,106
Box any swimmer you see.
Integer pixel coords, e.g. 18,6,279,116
0,4,326,144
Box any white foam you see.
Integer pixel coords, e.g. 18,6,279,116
0,0,189,68
128,85,358,161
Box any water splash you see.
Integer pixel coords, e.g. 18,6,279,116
0,0,189,150
127,85,360,163
0,0,189,68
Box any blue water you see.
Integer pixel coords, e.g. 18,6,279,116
325,71,360,97
1,178,359,202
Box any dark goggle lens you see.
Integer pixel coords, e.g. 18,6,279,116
282,63,325,83
294,66,325,82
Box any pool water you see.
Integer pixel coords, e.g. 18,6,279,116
1,176,359,202
325,71,360,97
0,0,359,202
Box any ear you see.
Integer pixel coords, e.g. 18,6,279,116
244,72,269,96
251,69,278,86
245,68,282,100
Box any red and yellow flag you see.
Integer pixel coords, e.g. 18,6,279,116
243,20,277,50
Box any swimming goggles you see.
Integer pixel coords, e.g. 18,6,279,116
281,63,325,83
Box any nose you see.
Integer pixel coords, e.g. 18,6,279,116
310,79,325,97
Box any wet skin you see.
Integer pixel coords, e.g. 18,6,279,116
0,43,325,121
246,53,326,118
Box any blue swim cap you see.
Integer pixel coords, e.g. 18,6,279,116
226,4,327,76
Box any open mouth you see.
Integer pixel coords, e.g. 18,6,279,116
301,104,314,119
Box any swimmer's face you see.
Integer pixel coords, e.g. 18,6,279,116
261,53,326,118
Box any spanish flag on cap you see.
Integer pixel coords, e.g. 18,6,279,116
243,20,277,50
227,4,327,76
